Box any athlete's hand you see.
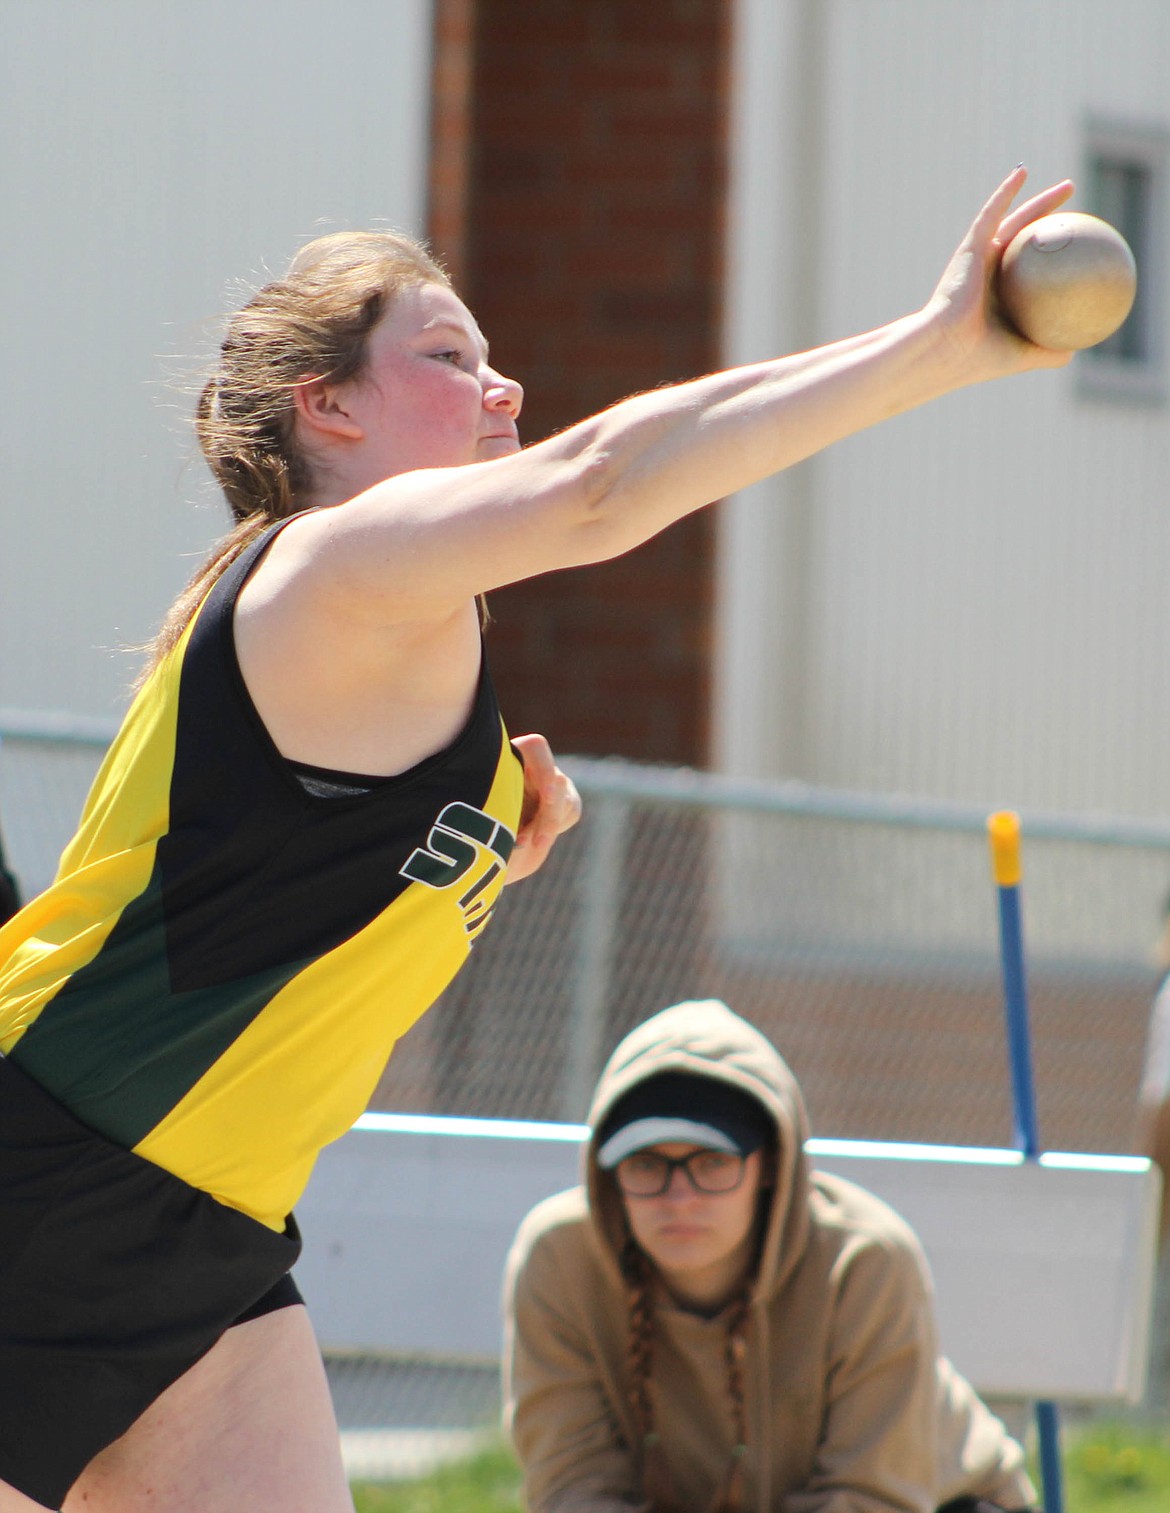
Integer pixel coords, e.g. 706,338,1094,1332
924,166,1076,379
506,733,582,883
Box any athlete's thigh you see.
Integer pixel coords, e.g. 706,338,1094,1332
0,1479,53,1512
63,1304,353,1513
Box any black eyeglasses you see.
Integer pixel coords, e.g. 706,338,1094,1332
614,1148,747,1197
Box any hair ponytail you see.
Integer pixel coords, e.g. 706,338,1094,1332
195,376,302,526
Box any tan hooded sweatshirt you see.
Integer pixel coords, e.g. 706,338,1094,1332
503,1000,1036,1513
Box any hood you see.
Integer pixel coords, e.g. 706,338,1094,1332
584,998,812,1303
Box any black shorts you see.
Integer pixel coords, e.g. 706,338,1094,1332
0,1054,303,1509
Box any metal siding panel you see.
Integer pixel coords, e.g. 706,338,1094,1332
0,0,432,718
719,0,1170,816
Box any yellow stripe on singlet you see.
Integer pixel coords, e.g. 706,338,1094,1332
134,734,524,1230
0,637,187,1053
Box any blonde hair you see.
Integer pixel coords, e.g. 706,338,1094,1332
147,230,452,673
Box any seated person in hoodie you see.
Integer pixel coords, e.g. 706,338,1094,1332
503,999,1037,1513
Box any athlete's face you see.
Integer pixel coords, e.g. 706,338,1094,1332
344,282,524,479
620,1142,764,1310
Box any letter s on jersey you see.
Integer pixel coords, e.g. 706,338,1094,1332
399,802,516,939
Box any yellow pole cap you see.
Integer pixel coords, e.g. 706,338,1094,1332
987,810,1022,886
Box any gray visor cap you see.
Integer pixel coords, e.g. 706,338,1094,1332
594,1071,772,1170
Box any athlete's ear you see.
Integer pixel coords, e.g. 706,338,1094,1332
291,375,365,441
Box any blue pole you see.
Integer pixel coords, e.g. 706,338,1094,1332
988,812,1064,1513
1035,1402,1064,1513
995,880,1041,1159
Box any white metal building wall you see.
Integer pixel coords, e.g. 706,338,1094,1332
719,0,1170,820
0,0,432,721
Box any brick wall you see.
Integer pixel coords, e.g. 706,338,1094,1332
428,0,474,290
411,3,1152,1172
430,0,730,765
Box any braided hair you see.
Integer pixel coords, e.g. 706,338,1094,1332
621,1237,753,1513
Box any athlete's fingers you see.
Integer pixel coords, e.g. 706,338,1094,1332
994,177,1075,251
510,733,581,874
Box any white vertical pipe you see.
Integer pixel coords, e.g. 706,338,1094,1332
714,0,826,780
562,796,628,1120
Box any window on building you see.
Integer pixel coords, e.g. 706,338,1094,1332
1080,121,1167,401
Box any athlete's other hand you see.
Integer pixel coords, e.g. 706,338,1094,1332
507,733,582,883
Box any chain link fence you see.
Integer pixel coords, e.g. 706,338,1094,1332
372,759,1168,1158
4,718,1169,1461
6,716,1160,1151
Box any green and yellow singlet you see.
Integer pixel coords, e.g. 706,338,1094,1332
0,525,524,1230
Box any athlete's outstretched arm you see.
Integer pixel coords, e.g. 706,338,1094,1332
296,169,1073,621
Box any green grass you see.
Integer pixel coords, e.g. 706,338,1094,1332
351,1422,1170,1512
351,1442,522,1513
1057,1421,1170,1513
